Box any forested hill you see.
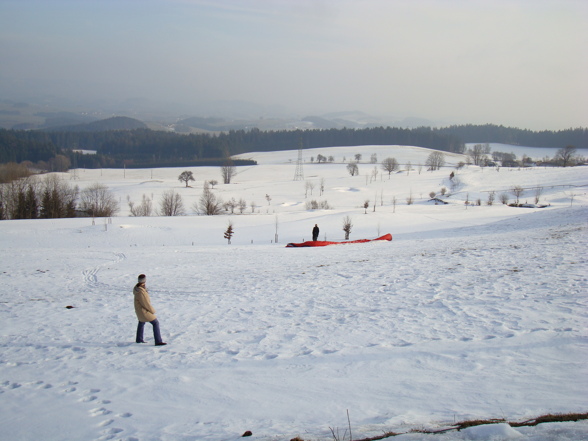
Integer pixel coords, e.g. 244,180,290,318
0,123,585,169
0,126,464,168
439,124,586,148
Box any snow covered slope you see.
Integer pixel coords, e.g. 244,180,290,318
1,144,586,440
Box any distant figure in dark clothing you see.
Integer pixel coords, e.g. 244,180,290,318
312,224,319,241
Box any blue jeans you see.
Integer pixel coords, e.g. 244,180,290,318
136,319,163,344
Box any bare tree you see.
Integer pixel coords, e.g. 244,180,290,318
467,144,491,166
128,194,153,216
425,151,445,171
534,186,543,204
381,157,399,178
224,197,237,214
158,189,185,216
565,191,576,206
511,185,524,205
370,166,378,183
196,181,222,215
80,183,118,217
221,157,236,184
342,216,353,240
305,181,315,197
363,200,369,214
553,145,577,167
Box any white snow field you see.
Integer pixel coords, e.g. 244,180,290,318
1,143,587,441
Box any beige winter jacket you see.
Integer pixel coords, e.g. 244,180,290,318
133,284,157,322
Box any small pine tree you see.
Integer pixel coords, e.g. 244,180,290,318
224,221,234,244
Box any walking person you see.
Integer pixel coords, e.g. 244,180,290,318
312,224,320,241
134,274,167,346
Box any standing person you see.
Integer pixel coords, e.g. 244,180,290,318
133,274,167,346
312,224,319,241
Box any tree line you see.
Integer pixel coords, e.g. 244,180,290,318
437,124,586,148
0,126,462,169
0,124,585,171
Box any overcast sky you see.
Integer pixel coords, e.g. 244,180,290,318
1,0,586,129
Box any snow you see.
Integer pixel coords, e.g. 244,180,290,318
1,144,587,441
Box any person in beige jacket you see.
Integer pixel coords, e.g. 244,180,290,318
134,274,166,346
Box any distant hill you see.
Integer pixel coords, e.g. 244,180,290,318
41,116,147,132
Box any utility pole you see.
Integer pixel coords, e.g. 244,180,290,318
293,138,304,181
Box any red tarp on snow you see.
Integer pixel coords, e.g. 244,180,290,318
286,233,392,248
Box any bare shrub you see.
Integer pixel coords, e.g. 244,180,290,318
80,183,119,217
487,191,495,206
306,200,331,210
500,192,509,205
406,192,413,205
0,162,33,184
128,194,152,216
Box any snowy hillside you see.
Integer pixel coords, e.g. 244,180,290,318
0,144,587,441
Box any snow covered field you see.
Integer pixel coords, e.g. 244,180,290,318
1,143,587,441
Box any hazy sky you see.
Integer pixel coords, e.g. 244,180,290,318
1,0,586,129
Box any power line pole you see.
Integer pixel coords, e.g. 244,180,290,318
293,138,304,181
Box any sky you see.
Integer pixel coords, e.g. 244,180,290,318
0,0,587,130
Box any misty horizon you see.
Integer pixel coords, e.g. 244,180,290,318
1,0,587,131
